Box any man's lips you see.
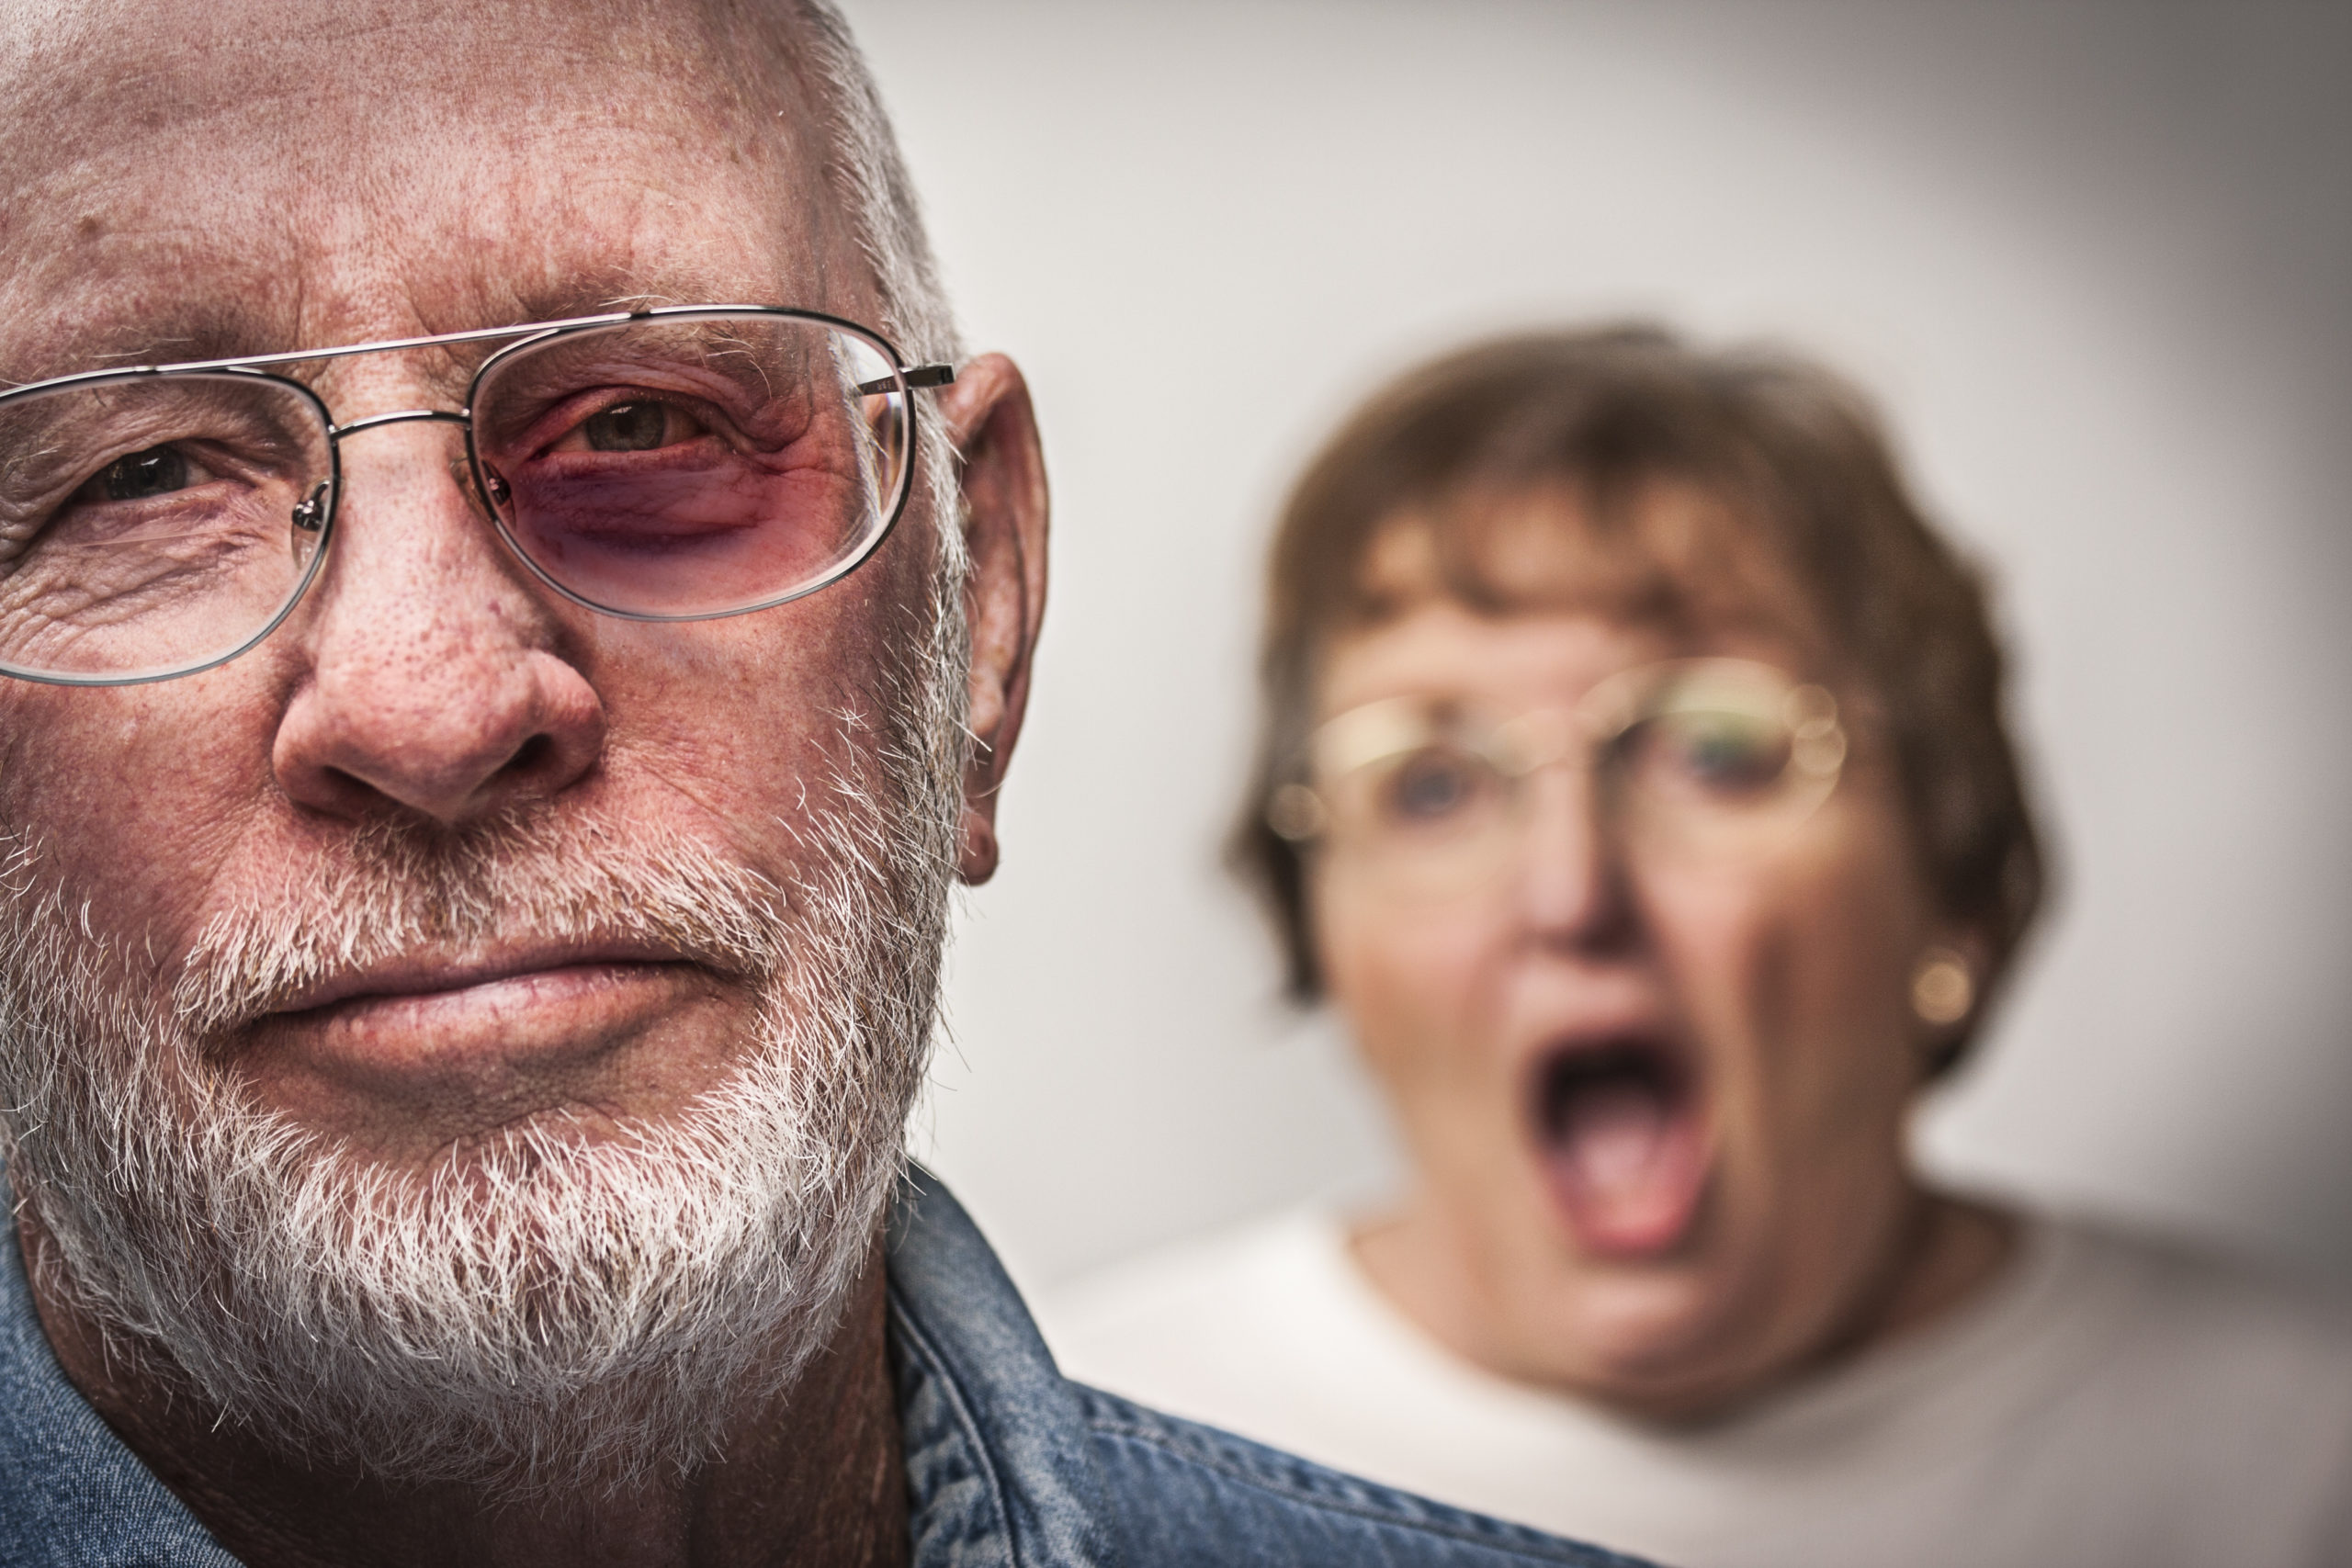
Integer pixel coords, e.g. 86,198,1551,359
265,941,708,1020
233,942,736,1119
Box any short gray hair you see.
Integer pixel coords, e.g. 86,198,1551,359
788,3,969,592
790,2,961,369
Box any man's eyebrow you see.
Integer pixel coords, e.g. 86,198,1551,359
4,312,275,389
499,275,777,331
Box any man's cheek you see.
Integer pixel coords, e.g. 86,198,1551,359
602,707,848,895
1,689,267,949
598,607,876,795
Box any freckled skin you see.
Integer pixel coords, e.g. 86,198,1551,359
1324,603,2013,1423
0,1,1051,1562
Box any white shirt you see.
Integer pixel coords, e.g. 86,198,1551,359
1039,1207,2352,1568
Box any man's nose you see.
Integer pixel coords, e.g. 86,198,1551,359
1512,762,1637,953
270,422,607,825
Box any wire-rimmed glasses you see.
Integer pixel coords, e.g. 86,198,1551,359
1267,658,1849,897
0,306,953,685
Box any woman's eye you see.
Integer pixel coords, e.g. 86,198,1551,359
1383,750,1490,822
86,446,196,503
1656,716,1787,794
574,400,705,453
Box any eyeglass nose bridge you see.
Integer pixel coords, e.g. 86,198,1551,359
329,406,472,439
1487,716,1622,854
1489,706,1679,859
318,404,505,514
1487,708,1587,778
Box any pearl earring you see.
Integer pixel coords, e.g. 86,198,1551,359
1911,948,1974,1027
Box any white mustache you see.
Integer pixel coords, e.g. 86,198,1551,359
169,815,795,1040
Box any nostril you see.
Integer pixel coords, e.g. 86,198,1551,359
506,733,554,776
319,765,374,807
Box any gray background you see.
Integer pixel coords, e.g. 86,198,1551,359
834,1,2352,1293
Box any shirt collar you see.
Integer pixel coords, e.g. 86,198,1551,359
0,1164,1115,1567
888,1164,1121,1567
0,1193,243,1565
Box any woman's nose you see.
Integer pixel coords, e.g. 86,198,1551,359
267,421,607,826
1511,761,1637,952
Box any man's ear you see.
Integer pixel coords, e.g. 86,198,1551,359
933,352,1047,886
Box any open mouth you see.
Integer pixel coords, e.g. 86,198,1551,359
1530,1033,1711,1258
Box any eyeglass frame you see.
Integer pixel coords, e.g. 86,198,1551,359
1264,657,1850,863
0,304,956,687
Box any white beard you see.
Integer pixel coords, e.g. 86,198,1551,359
0,599,968,1499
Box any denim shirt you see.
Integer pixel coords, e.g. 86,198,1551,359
0,1168,1653,1567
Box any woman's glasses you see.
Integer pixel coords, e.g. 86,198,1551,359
1269,658,1849,897
0,306,951,685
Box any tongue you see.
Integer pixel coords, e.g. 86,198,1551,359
1564,1081,1670,1187
1543,1075,1707,1258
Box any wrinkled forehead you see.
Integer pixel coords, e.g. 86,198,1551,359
0,0,860,381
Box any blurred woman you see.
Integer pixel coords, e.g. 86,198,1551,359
1043,329,2352,1568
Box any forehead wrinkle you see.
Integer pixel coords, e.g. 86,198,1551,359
3,93,860,392
0,0,779,126
1,246,843,396
0,0,819,215
0,0,862,370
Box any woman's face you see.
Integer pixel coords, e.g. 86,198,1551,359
1310,593,1954,1416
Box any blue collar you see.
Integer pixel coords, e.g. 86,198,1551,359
0,1167,1113,1568
889,1167,1123,1566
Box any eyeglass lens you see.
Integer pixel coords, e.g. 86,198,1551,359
1306,664,1844,896
471,314,909,620
0,312,911,683
0,373,334,682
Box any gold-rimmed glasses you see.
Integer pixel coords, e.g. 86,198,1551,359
1268,658,1849,897
0,306,954,685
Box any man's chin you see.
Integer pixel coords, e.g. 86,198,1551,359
31,1040,907,1497
227,1010,769,1178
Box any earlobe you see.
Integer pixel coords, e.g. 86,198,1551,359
958,808,1000,886
1909,927,1994,1070
933,353,1048,886
1909,947,1974,1029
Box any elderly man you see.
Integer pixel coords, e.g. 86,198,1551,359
0,2,1649,1565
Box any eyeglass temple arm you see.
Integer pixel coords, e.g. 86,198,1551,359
859,364,956,395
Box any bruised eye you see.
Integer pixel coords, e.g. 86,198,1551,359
86,446,195,502
575,400,706,453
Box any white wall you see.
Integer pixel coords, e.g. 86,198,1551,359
837,0,2352,1293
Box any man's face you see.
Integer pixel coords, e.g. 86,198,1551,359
0,0,1027,1487
0,0,923,1167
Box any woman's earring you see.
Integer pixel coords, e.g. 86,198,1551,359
1911,947,1974,1028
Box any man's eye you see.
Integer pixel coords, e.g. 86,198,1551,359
88,446,196,502
574,400,705,453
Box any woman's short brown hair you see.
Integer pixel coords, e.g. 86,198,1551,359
1230,325,2046,1073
